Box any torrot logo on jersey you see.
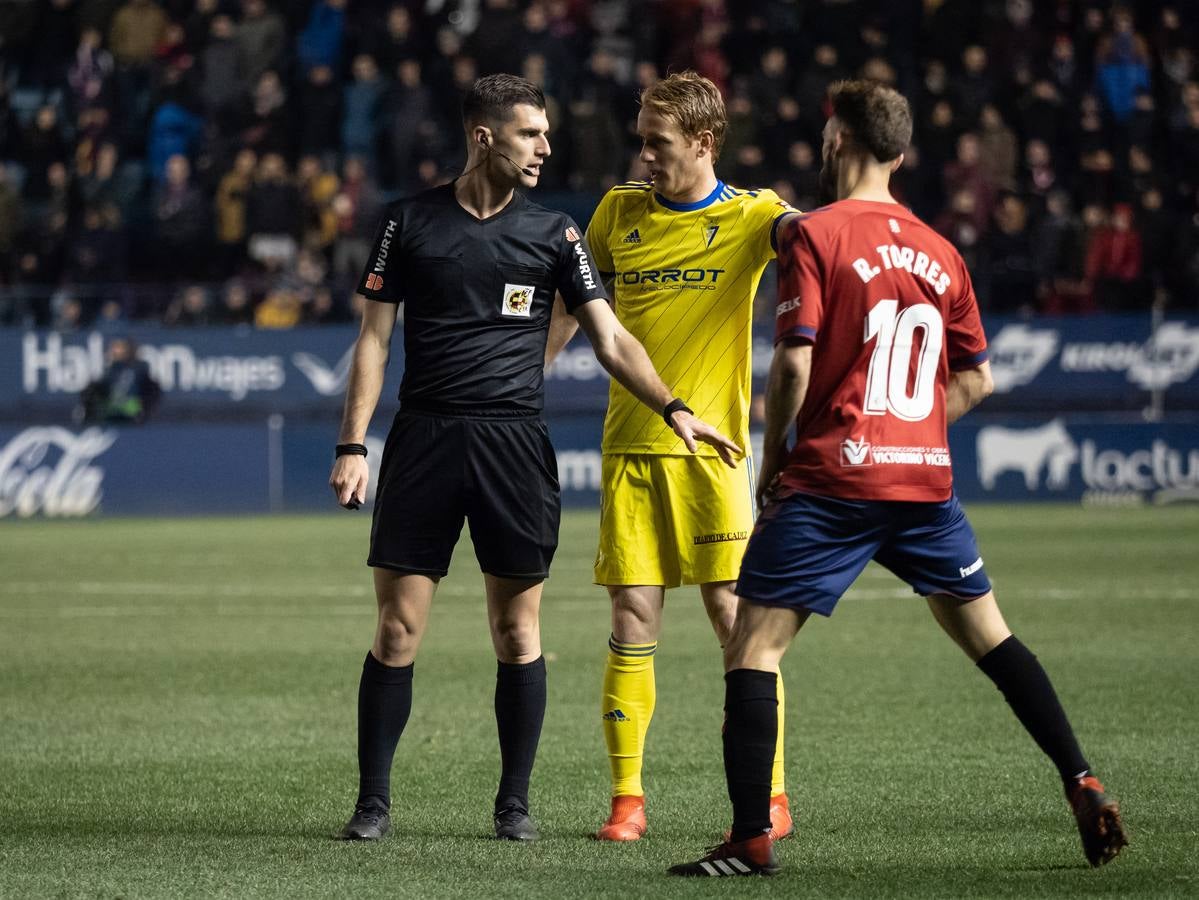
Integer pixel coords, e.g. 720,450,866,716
615,268,725,291
373,219,397,273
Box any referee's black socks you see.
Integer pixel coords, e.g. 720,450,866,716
724,668,778,842
494,656,547,813
356,651,413,813
976,635,1090,783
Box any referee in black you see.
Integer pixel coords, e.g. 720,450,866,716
329,74,740,843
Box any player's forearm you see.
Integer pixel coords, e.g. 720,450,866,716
337,334,389,443
946,363,994,424
762,344,812,453
598,329,674,412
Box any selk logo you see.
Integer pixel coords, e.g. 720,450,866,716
841,437,871,466
292,346,355,396
623,229,642,244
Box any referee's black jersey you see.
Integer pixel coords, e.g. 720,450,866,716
357,182,607,414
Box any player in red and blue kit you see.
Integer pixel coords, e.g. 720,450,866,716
670,80,1127,877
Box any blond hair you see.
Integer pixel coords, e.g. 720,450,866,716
640,71,727,160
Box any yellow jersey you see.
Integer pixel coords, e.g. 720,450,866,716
586,179,794,456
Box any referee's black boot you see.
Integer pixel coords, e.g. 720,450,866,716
338,805,391,841
494,804,539,841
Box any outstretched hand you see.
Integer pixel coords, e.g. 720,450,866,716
669,411,743,468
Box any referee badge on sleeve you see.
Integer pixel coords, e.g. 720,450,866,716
502,283,535,318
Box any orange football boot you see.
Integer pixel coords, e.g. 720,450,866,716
596,794,647,841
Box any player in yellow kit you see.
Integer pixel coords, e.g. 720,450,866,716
549,72,799,841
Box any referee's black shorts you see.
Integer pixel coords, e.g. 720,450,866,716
368,410,561,579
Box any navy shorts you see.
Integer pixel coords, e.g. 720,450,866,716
735,491,992,616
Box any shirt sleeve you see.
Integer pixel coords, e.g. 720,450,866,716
946,258,989,370
774,216,822,345
356,207,403,303
747,189,798,261
583,191,616,277
556,216,609,312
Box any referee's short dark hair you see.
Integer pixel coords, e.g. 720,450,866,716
828,80,913,163
462,74,546,125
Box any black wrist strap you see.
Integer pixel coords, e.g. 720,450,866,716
662,398,693,426
335,442,368,458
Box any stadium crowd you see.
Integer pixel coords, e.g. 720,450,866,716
0,0,1196,328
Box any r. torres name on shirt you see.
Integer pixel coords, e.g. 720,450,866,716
850,243,952,296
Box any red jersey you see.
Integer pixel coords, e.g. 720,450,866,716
773,200,988,502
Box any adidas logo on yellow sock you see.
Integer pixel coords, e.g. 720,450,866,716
603,708,630,722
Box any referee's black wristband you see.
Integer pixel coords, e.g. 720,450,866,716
662,398,693,426
335,442,368,458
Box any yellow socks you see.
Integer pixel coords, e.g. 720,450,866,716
771,670,786,796
601,636,657,797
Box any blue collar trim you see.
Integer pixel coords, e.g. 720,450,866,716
654,180,725,212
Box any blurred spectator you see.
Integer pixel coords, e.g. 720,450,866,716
342,54,383,173
153,154,209,278
78,336,161,424
331,156,380,278
297,155,339,252
299,65,343,160
164,284,212,325
297,0,347,74
77,142,123,211
68,28,117,114
1086,202,1145,311
69,205,128,286
1034,190,1089,314
108,0,168,69
240,70,293,161
236,0,287,86
255,285,302,328
943,134,995,233
977,105,1017,192
215,278,255,325
214,148,257,275
147,99,203,182
982,194,1037,314
383,59,435,192
0,163,22,285
1094,7,1151,126
199,14,243,123
19,107,70,200
246,152,300,270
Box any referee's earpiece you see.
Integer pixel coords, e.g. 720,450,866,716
476,131,536,178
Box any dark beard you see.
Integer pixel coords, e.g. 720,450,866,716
817,157,838,206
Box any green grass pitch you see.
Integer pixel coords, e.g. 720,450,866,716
1,505,1197,898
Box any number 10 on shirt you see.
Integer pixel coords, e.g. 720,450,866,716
862,300,943,423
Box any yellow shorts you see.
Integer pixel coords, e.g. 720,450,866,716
594,454,756,588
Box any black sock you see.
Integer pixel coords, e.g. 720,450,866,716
724,668,778,843
977,635,1089,783
494,656,547,812
355,651,413,813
